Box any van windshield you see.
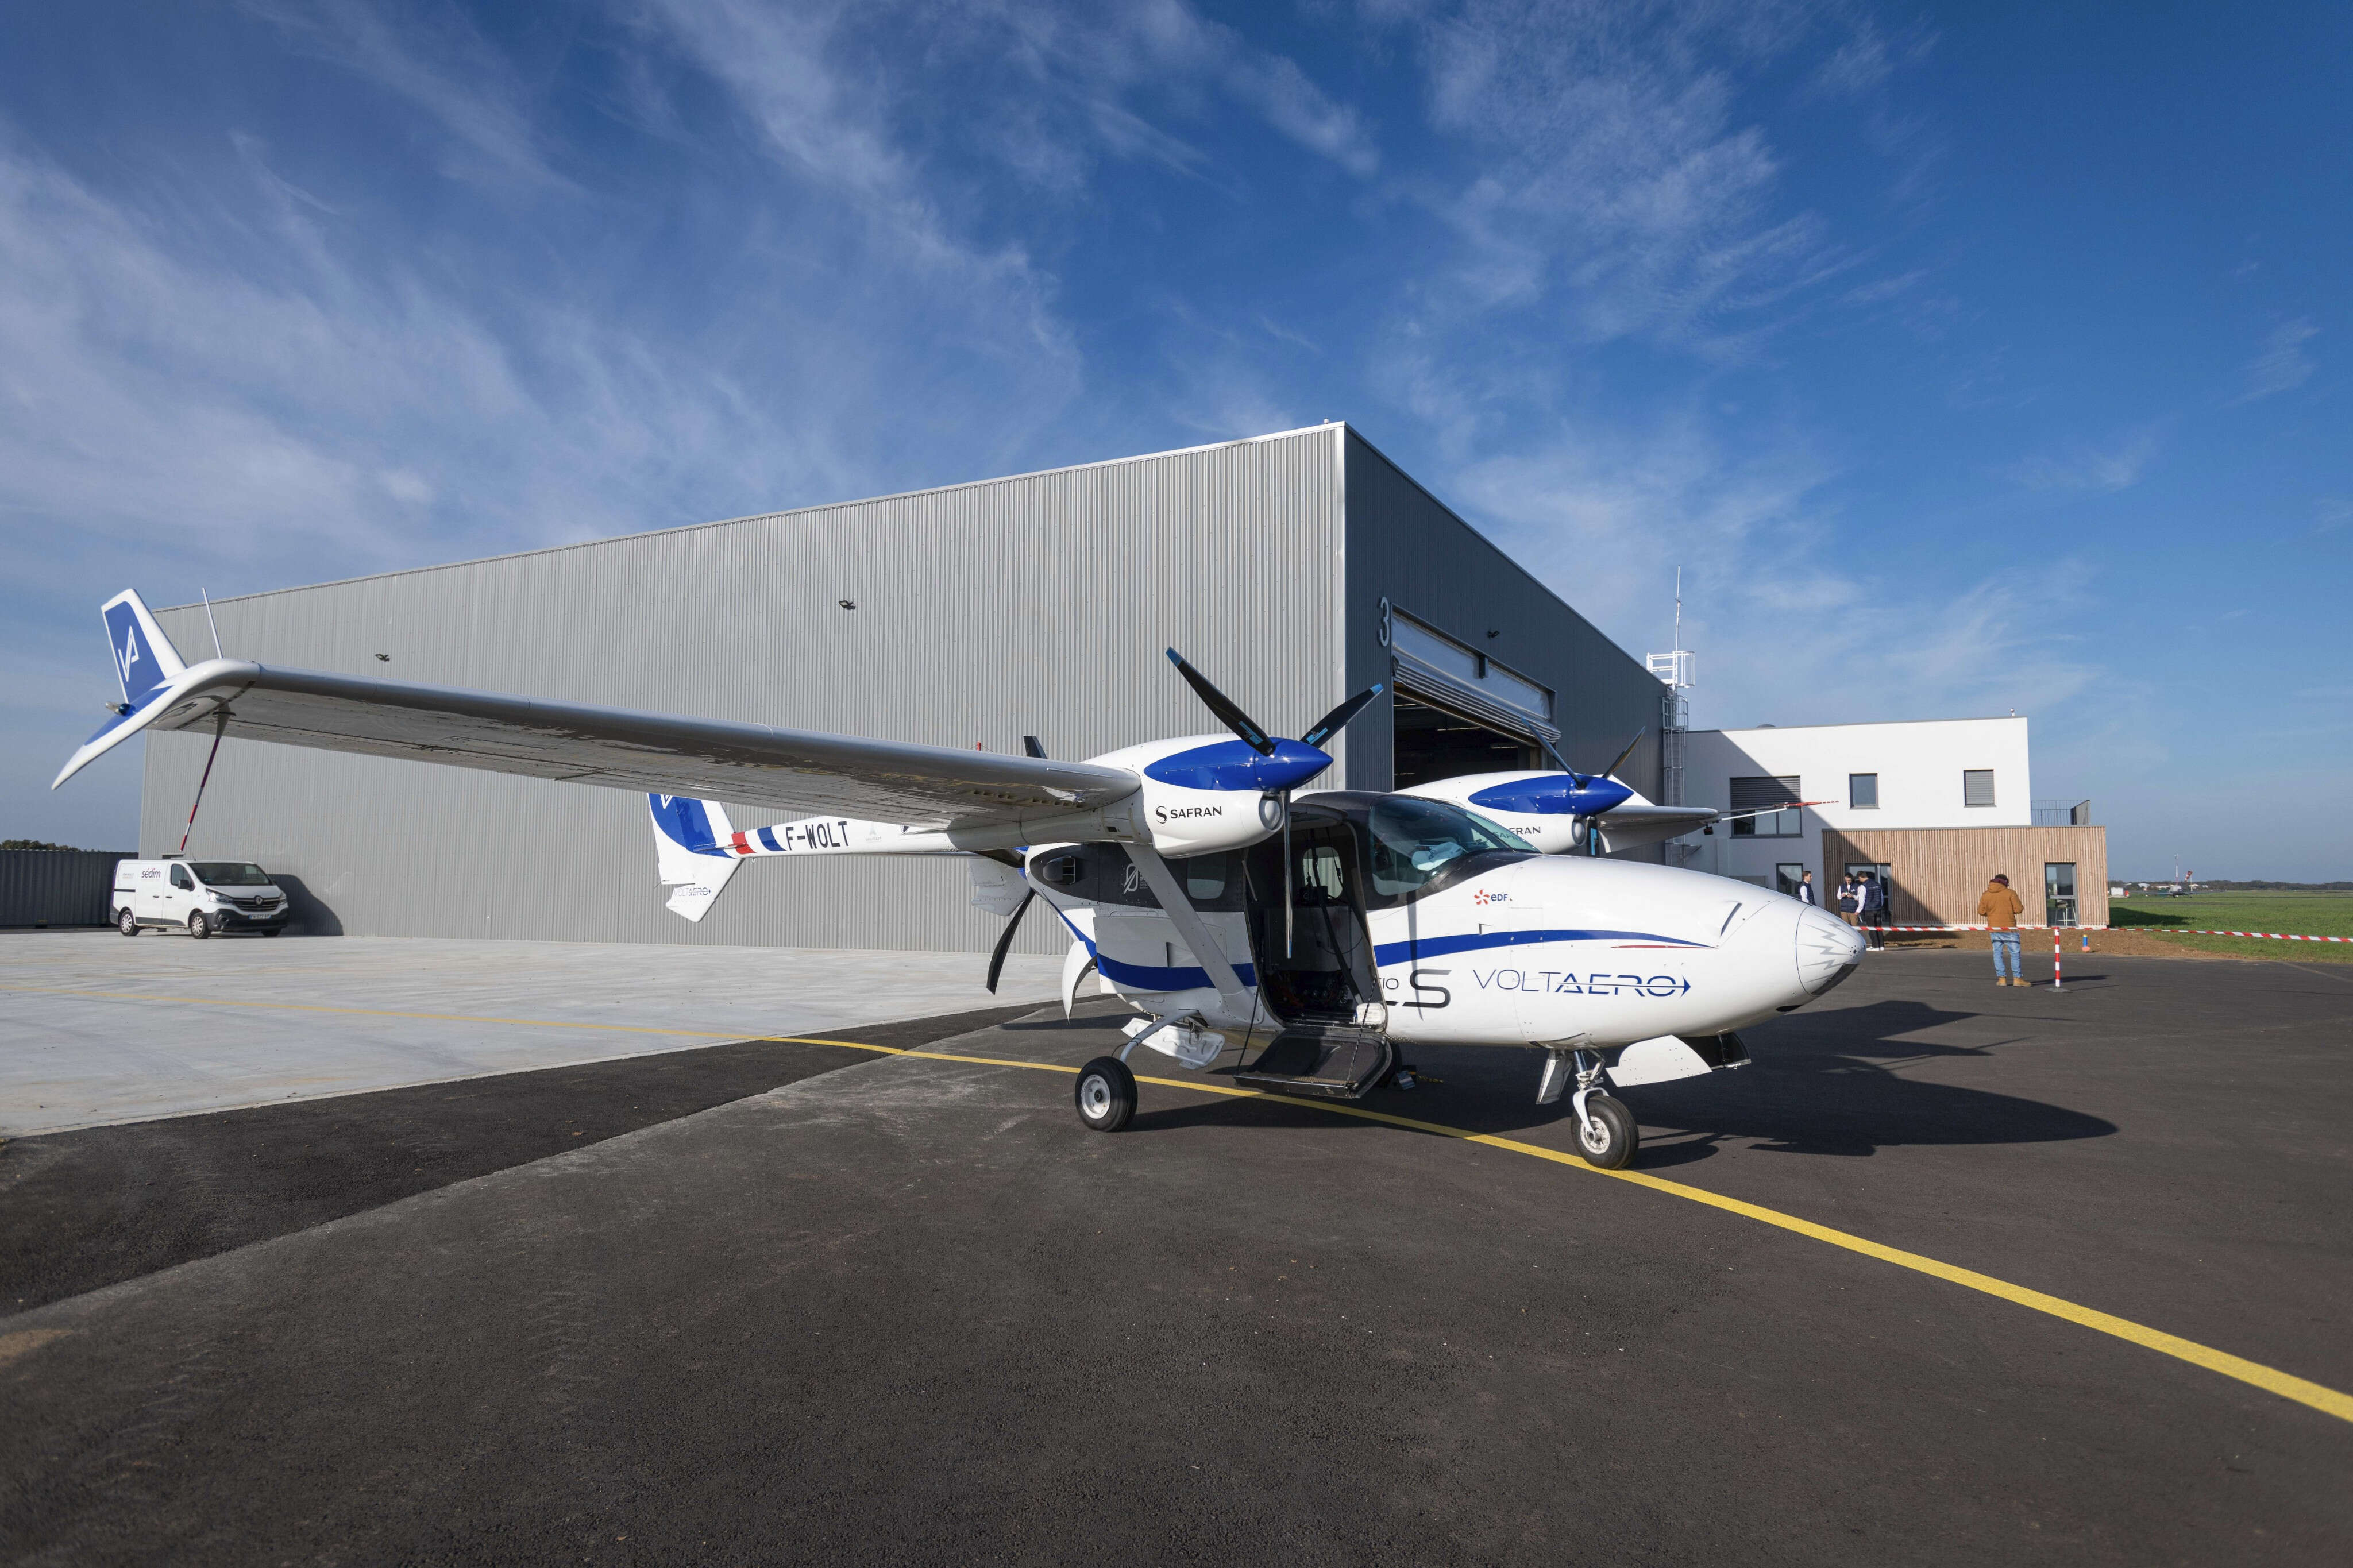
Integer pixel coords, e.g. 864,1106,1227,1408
190,862,272,887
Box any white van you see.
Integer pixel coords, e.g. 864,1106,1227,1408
113,859,292,939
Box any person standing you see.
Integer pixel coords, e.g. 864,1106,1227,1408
1858,871,1888,948
1836,872,1860,927
1796,870,1819,907
1979,872,2027,986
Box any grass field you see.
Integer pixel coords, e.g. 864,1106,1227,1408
2106,890,2353,963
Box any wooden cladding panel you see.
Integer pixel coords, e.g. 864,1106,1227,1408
1819,826,2109,928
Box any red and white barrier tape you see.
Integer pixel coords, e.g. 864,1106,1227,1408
1859,924,2351,943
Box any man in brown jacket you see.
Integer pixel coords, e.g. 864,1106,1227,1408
1979,874,2027,985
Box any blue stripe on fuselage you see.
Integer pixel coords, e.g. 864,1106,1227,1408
1048,903,1258,994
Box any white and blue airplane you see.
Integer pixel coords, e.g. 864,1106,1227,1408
58,590,1864,1167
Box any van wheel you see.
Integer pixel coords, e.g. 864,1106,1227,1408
187,912,211,941
118,907,140,936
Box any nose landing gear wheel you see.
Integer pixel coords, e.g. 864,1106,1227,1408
118,908,139,936
1572,1092,1636,1169
187,911,211,940
1074,1056,1137,1133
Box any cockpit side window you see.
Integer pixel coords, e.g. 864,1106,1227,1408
1365,796,1529,903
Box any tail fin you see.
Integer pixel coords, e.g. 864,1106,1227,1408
101,590,188,713
647,793,743,922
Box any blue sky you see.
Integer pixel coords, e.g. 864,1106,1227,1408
2,1,2344,879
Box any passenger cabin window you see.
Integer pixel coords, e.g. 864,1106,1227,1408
1365,796,1526,902
1183,855,1227,902
1964,769,1996,808
1849,773,1878,809
169,864,194,890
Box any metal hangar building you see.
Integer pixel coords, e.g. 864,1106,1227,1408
138,424,1667,955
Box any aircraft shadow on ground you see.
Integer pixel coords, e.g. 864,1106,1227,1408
1120,997,2118,1165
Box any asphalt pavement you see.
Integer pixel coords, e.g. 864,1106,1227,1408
2,950,2348,1565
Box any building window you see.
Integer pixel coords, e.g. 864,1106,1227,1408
1849,773,1878,809
1775,863,1808,898
1730,775,1803,837
1963,769,1996,808
2045,863,2078,927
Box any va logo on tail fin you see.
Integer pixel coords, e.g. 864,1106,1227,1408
97,590,189,713
649,793,729,854
102,599,167,708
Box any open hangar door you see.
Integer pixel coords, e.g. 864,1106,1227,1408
1381,607,1560,789
1391,694,1540,788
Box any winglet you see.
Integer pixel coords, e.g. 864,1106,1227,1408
54,590,230,790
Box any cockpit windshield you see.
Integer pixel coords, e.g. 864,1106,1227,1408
190,862,272,887
1366,796,1528,900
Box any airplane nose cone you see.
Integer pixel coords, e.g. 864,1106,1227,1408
1796,905,1866,997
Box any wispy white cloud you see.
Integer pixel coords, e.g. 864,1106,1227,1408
243,0,567,188
2006,428,2162,492
2232,316,2317,403
1433,409,2101,735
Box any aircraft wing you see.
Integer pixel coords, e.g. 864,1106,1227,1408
1595,803,1721,851
53,658,1137,828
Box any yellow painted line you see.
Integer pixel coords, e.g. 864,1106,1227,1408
9,980,2344,1426
772,1035,2353,1428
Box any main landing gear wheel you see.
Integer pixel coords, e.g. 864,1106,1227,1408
187,911,212,941
1573,1093,1637,1169
117,907,138,936
1074,1056,1137,1133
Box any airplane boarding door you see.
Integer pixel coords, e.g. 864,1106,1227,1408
1242,816,1378,1025
1235,812,1392,1100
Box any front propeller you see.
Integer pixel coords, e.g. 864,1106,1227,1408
1166,650,1384,956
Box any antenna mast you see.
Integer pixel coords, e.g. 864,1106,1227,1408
1645,568,1695,809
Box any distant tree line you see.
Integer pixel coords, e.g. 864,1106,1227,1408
2,839,83,852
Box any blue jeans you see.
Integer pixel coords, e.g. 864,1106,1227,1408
1990,930,2022,979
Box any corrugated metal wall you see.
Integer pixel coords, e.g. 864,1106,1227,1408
140,429,1348,951
1,850,134,927
1339,431,1667,849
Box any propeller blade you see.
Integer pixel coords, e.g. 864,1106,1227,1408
1300,682,1386,749
1166,650,1274,755
1599,727,1648,782
1539,736,1581,783
1022,735,1047,759
985,889,1036,995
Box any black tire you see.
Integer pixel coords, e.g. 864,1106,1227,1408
1571,1093,1637,1169
1074,1056,1137,1133
117,907,139,936
187,911,211,941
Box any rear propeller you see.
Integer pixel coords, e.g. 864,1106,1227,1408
986,735,1052,992
1166,650,1384,956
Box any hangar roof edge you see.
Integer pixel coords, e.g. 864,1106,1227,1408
160,423,1350,612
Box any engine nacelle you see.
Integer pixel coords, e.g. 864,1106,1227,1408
1402,772,1584,853
1089,733,1327,858
1132,777,1288,856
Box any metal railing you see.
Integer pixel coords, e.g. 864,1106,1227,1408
2032,798,2092,827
